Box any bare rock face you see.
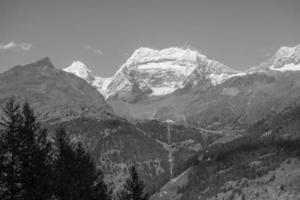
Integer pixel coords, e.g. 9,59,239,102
0,57,114,123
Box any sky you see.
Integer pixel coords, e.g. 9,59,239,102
0,0,299,77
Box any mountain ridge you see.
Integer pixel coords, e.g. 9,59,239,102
0,57,114,122
62,44,300,127
1,45,300,199
63,47,245,100
63,44,300,101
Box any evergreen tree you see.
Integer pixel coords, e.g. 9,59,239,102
0,98,24,200
54,128,111,200
18,102,53,200
73,143,111,200
53,127,76,200
0,99,53,200
118,166,148,200
0,98,111,200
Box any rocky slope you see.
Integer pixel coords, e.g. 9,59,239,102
0,57,113,123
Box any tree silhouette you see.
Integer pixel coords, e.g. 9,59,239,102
0,99,53,200
0,98,25,200
53,128,111,200
118,166,148,200
19,102,53,200
0,99,112,200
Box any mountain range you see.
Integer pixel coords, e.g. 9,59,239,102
0,43,299,199
64,44,300,129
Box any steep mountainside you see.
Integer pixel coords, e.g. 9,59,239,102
0,57,113,122
102,47,242,102
183,71,300,128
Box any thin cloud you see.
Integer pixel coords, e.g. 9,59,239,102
19,43,32,50
0,41,32,51
84,45,103,55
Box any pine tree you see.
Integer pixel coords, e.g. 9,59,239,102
118,166,148,200
73,143,111,200
0,98,24,200
53,128,111,200
53,127,76,200
18,102,53,200
0,98,111,200
0,99,54,200
0,129,5,197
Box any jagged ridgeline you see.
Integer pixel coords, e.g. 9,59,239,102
64,45,300,130
0,43,299,199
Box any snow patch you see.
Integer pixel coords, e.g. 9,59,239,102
150,87,178,96
269,63,300,72
209,72,246,85
137,62,196,76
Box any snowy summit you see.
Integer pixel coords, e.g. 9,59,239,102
64,61,95,83
64,47,244,100
250,44,300,72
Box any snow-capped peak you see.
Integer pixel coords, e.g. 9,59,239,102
63,61,113,97
276,44,300,58
102,47,243,100
250,44,300,73
64,61,94,82
125,47,206,68
63,47,244,101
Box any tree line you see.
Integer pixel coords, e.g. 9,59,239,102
0,98,148,200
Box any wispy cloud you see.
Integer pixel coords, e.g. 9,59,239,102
0,41,32,51
84,45,103,55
